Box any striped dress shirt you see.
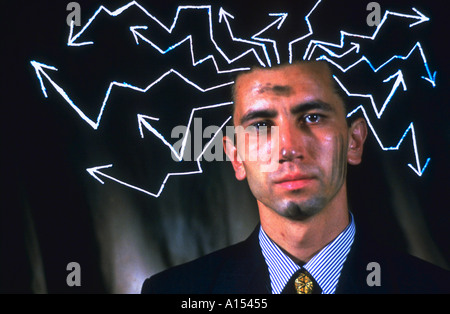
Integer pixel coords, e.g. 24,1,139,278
259,213,356,294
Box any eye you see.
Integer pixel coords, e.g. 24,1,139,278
251,120,272,130
304,114,321,124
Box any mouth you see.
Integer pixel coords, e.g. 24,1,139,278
274,174,315,190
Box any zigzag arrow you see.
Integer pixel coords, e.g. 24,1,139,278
333,70,407,119
317,42,436,87
305,7,435,86
218,7,271,67
138,102,233,161
347,105,431,176
288,0,322,64
251,13,288,65
30,60,99,129
87,114,232,197
305,7,429,59
129,25,248,74
30,60,234,130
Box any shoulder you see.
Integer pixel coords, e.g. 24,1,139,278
141,227,267,294
338,229,450,294
380,250,450,293
140,248,229,294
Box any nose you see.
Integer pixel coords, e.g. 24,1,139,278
278,122,304,162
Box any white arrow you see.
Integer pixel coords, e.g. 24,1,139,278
68,1,149,46
138,102,233,161
87,164,164,197
129,26,249,74
67,0,185,46
304,8,434,87
288,0,322,64
218,7,271,67
30,60,99,129
381,70,408,115
251,13,288,65
347,105,431,176
390,7,430,28
30,61,234,130
67,2,256,73
305,7,430,59
88,113,232,197
317,42,436,87
307,42,360,60
218,7,234,24
333,70,406,119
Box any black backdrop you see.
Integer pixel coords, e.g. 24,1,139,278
2,0,449,293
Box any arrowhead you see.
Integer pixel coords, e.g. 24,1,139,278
137,114,159,138
67,19,94,46
130,26,148,45
86,164,113,184
409,7,430,27
137,113,183,160
408,157,431,176
383,70,407,91
219,7,234,23
30,60,99,129
30,60,58,98
30,60,58,72
422,71,437,88
268,13,288,29
350,42,360,54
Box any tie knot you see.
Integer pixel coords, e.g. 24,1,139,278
295,270,315,294
283,268,322,294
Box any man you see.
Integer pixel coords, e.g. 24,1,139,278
141,61,449,294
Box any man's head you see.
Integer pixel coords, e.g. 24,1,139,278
223,61,367,221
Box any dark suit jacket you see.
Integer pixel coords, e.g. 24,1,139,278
141,225,450,294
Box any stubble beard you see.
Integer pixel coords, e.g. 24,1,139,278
270,194,328,221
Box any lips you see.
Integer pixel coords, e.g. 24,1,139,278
274,174,315,190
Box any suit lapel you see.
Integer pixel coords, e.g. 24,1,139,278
335,229,390,294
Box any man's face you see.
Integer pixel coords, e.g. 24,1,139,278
224,62,366,220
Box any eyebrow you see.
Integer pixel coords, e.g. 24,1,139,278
239,100,335,126
290,100,335,115
239,108,277,126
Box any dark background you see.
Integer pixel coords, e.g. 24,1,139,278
2,0,449,293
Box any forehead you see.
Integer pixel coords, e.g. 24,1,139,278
236,61,333,88
233,62,341,119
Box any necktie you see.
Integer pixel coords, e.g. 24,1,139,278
282,268,322,294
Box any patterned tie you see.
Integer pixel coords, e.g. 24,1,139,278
282,268,322,294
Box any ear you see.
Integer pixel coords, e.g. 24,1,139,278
347,117,368,165
223,135,247,181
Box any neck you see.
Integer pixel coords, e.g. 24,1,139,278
258,188,350,264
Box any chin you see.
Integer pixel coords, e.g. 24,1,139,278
276,198,325,221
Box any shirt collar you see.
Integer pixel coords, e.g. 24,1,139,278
259,213,355,294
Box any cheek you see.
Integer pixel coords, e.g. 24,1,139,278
240,132,278,164
243,162,269,195
257,134,278,163
308,132,347,177
303,131,333,161
320,134,339,154
328,134,348,187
